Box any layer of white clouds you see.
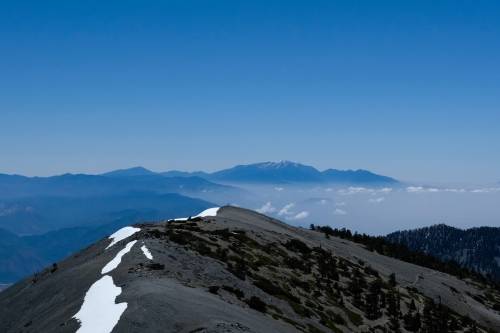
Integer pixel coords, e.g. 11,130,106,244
266,202,311,221
369,197,385,204
338,187,393,195
405,186,499,194
290,211,309,220
278,203,295,216
406,186,440,193
470,188,500,193
256,202,277,214
334,208,347,215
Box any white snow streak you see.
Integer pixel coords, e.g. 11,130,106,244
106,226,140,249
73,275,127,333
141,244,153,260
102,240,137,274
195,207,220,217
74,227,142,333
173,207,220,221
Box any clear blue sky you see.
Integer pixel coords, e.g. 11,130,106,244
1,1,499,183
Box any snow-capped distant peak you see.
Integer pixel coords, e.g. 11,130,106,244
258,161,301,169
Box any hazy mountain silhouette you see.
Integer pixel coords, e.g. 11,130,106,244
0,173,231,199
209,161,325,183
101,166,158,177
160,161,399,185
0,192,213,235
0,194,213,283
322,168,398,184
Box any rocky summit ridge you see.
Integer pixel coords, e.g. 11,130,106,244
0,206,499,333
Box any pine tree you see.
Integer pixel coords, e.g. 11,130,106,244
348,268,365,309
409,299,416,311
414,312,422,332
317,250,339,281
386,288,401,332
421,298,436,333
348,279,363,309
380,289,386,309
436,299,450,333
403,299,421,332
365,278,382,320
448,314,459,331
389,272,397,288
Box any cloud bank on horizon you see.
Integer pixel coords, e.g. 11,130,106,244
250,182,500,235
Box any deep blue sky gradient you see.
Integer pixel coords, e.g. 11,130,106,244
1,1,499,182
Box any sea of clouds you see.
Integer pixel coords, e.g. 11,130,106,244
231,184,500,235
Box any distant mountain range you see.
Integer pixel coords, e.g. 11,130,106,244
0,172,231,199
0,162,398,190
386,224,500,282
160,161,398,185
102,166,158,177
0,192,213,235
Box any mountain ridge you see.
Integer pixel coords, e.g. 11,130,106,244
159,161,399,185
1,207,499,332
386,224,500,282
0,173,231,199
101,166,158,177
0,161,400,185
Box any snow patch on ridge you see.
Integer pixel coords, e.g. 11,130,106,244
102,240,137,274
141,244,153,260
195,207,220,217
173,207,220,221
73,275,127,333
74,228,141,333
106,226,140,249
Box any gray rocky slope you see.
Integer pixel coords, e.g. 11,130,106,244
0,206,499,332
